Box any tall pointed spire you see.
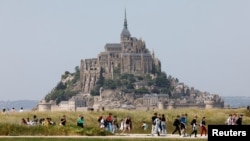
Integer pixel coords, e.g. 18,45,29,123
121,8,131,36
124,8,128,29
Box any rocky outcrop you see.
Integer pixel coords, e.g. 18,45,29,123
92,89,136,110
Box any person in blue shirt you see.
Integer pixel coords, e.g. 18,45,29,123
77,115,84,128
180,113,187,136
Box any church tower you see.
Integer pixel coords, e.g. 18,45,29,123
120,9,131,52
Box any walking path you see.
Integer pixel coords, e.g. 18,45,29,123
115,134,207,139
0,134,207,139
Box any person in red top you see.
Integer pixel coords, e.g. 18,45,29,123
106,113,113,132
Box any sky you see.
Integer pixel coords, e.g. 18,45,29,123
0,0,250,101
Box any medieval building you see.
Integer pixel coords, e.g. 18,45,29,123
37,11,225,112
80,10,161,93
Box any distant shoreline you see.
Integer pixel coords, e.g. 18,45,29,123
1,96,250,110
222,96,250,108
0,100,39,111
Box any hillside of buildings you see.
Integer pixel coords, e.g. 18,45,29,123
41,63,224,111
45,66,180,103
39,11,224,111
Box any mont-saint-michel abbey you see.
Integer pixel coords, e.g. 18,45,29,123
38,11,225,112
80,12,159,94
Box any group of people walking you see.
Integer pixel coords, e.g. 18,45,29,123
17,110,244,138
225,113,243,125
97,113,132,134
172,114,207,137
151,112,167,136
150,112,207,137
156,112,244,137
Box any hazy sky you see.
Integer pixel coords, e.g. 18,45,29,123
0,0,250,101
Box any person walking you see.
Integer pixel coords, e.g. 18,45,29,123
122,115,132,134
155,115,161,136
190,116,198,137
119,118,125,132
180,113,187,137
151,113,158,136
200,116,207,136
99,116,106,129
161,114,167,136
172,115,181,136
106,113,113,133
112,115,118,134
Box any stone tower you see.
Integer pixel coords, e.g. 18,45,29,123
80,10,161,93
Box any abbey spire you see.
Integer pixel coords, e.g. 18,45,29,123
121,9,131,37
124,9,128,30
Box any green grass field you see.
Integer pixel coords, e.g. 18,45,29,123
0,107,249,139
